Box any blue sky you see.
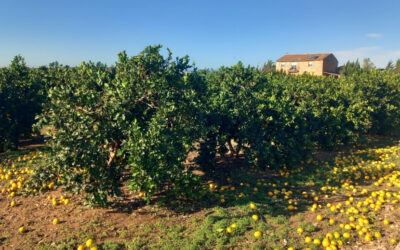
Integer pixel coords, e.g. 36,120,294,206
1,0,399,68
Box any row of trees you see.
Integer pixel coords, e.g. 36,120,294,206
0,56,47,151
340,58,400,75
1,46,400,206
263,58,400,75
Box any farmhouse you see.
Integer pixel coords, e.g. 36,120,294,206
276,53,338,76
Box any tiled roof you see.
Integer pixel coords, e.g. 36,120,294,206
276,53,332,62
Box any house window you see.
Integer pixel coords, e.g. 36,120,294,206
308,62,313,67
290,62,297,70
281,62,285,67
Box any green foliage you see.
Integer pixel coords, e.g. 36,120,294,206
34,61,122,206
396,59,400,73
267,73,370,150
261,60,275,73
344,70,400,134
340,60,362,76
197,63,400,172
100,241,122,250
362,57,375,70
245,72,314,166
0,56,46,151
196,63,263,169
117,46,204,201
35,45,204,206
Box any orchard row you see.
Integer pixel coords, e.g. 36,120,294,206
1,45,399,206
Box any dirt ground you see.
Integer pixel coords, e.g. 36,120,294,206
0,187,207,249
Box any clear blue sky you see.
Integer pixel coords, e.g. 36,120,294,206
1,0,399,68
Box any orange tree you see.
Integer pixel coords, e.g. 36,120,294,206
118,47,206,202
266,73,371,150
34,46,205,206
0,56,45,151
342,70,400,135
196,63,314,170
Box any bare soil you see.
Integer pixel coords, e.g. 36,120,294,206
0,188,207,249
